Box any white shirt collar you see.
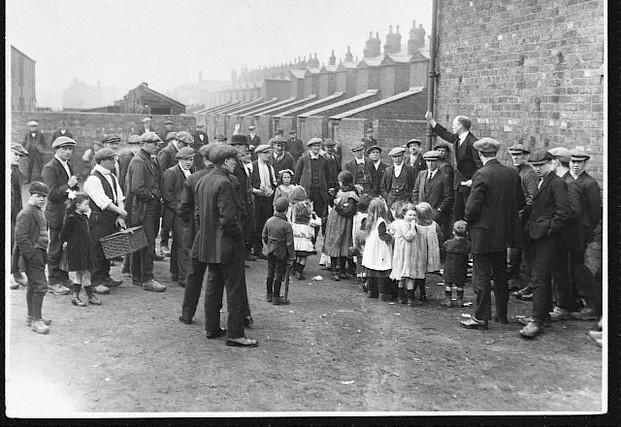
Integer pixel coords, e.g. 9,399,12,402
355,157,365,165
94,164,112,175
427,169,437,178
458,131,469,144
54,154,69,166
309,152,319,160
394,162,404,176
374,159,381,168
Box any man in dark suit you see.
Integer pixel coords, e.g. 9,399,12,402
459,138,524,331
51,120,73,142
11,143,29,288
323,139,341,202
425,111,482,221
23,121,47,183
41,136,80,295
118,135,142,191
287,129,305,162
158,120,175,143
250,144,278,257
343,141,368,192
404,139,427,177
193,144,258,347
125,132,166,292
364,145,388,198
229,134,255,259
412,150,454,242
432,140,454,186
380,147,417,215
191,123,209,170
270,136,295,176
295,138,330,227
137,117,154,135
161,147,195,288
518,150,571,338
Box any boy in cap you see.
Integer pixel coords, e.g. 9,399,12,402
247,124,261,152
343,141,368,193
83,148,127,294
14,182,53,334
364,145,387,198
442,220,471,307
42,136,80,295
432,140,454,185
161,147,195,288
380,146,417,217
405,139,427,176
262,197,295,305
323,139,341,202
23,120,46,183
287,129,305,162
270,136,295,176
11,143,29,288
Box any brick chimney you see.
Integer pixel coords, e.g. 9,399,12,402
408,20,426,53
384,25,402,54
329,49,336,66
345,46,354,62
363,30,381,58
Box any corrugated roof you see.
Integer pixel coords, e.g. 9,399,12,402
229,98,279,115
248,97,297,116
329,87,424,120
298,90,379,118
217,98,265,115
274,92,345,118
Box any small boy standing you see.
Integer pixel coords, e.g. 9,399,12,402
14,182,53,334
442,220,471,307
262,197,295,305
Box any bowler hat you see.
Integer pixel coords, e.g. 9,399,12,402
569,146,590,161
11,142,29,156
29,181,49,196
388,146,406,157
423,150,442,161
274,197,289,213
255,144,272,154
102,135,121,145
176,131,195,145
406,139,422,147
548,147,571,163
140,132,162,144
306,137,322,147
52,136,76,149
209,144,238,164
230,134,249,145
94,148,117,162
166,131,178,141
175,146,195,159
473,137,500,153
351,141,365,152
528,150,553,165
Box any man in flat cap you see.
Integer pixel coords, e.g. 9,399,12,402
247,125,261,160
517,150,571,338
295,138,330,234
432,140,454,187
178,143,217,325
229,134,255,259
161,147,195,288
192,123,209,171
138,117,154,135
566,147,602,322
250,144,278,258
380,146,417,217
270,136,295,176
42,136,80,295
425,111,482,221
158,120,175,143
118,135,142,191
412,150,454,243
287,129,305,162
459,138,524,331
323,139,341,202
362,127,377,152
15,182,53,334
51,120,73,142
364,145,388,198
193,145,258,347
101,135,122,177
343,141,369,194
214,134,227,144
125,132,166,292
23,120,46,183
83,148,127,294
404,139,427,177
10,143,29,289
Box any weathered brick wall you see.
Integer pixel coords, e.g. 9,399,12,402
379,66,398,98
343,90,428,121
409,60,429,88
333,118,369,165
275,117,296,135
257,115,274,143
355,69,370,94
318,73,337,98
12,111,195,172
435,0,605,270
300,117,326,143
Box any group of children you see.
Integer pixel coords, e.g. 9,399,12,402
262,169,472,308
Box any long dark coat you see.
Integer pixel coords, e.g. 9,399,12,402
364,161,388,197
571,171,601,245
464,159,525,254
161,164,187,228
60,212,95,271
125,149,161,226
23,131,46,155
117,150,135,191
178,166,213,249
412,169,454,221
41,157,79,228
323,153,341,190
271,151,296,177
191,167,243,264
525,172,571,242
157,142,179,172
294,153,329,207
11,164,23,225
432,123,482,191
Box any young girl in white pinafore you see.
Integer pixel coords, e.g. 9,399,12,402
389,203,418,306
351,194,372,292
273,169,297,205
411,202,442,304
361,198,393,299
288,186,321,280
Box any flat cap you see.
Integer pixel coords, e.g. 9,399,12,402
366,145,381,154
548,147,571,163
248,125,256,131
388,146,406,157
453,220,468,236
166,131,178,141
432,140,450,150
306,137,322,147
127,135,142,144
255,144,273,154
52,136,77,149
94,148,117,162
11,142,29,156
215,134,227,141
423,150,442,160
175,146,195,159
142,117,152,123
230,134,249,145
102,135,121,145
199,143,217,158
209,144,238,164
351,141,365,152
176,131,195,145
269,135,287,145
569,146,590,161
27,121,39,127
508,143,529,154
528,150,553,165
287,129,296,135
29,181,49,196
164,120,174,125
323,139,337,147
406,139,422,147
140,132,162,144
473,137,500,153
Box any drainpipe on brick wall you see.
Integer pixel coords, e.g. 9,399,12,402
426,0,439,151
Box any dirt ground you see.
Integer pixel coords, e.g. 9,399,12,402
6,234,603,416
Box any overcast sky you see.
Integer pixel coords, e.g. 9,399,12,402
7,0,432,109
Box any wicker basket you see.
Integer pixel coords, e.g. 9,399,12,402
99,226,148,259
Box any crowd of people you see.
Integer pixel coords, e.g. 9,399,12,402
10,111,603,346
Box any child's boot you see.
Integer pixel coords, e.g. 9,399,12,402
297,263,306,280
442,285,453,307
85,286,102,305
417,280,427,303
31,292,49,334
265,279,273,302
406,289,415,306
397,287,407,304
272,280,282,305
71,284,87,307
367,278,378,298
456,287,465,307
378,279,389,301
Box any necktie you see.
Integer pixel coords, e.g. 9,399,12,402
538,178,544,189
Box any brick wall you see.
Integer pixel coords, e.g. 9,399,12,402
409,60,429,88
435,0,605,269
299,117,326,143
375,119,428,150
275,117,296,135
318,73,337,98
262,79,291,100
12,111,195,171
257,115,274,142
341,89,428,121
333,118,368,165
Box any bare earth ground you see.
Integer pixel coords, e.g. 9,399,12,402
6,235,603,416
